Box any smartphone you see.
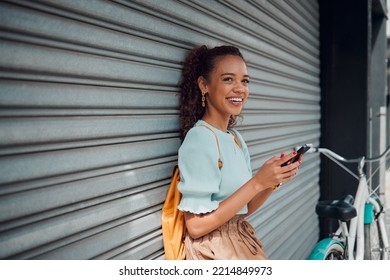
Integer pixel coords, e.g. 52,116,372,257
281,144,312,167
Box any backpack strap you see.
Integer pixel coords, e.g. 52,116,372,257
229,130,243,151
199,125,223,169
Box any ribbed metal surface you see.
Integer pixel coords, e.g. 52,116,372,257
0,0,320,259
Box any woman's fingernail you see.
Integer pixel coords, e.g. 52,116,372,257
293,151,297,155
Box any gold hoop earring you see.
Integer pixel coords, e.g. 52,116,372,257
201,92,206,108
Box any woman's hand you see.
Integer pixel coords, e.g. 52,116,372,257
252,151,302,191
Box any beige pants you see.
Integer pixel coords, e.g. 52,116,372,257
184,215,268,260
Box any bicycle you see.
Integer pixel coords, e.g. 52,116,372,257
307,146,390,260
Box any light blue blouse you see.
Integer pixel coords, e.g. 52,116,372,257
177,120,252,215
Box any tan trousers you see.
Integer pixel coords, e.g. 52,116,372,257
184,215,268,260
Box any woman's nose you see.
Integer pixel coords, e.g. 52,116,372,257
233,83,247,93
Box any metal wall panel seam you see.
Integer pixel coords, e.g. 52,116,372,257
0,41,181,87
0,164,174,224
246,69,319,92
214,0,319,55
0,138,180,185
0,72,180,91
245,77,319,98
0,155,178,196
0,82,179,109
0,185,167,245
32,211,164,260
285,0,320,31
0,109,180,118
0,116,179,146
238,123,320,140
245,98,320,111
294,0,320,25
0,133,180,156
27,206,162,260
115,0,319,73
243,128,320,148
0,4,185,67
248,78,320,96
14,210,163,260
179,0,319,60
93,229,163,260
0,30,183,70
3,0,193,49
271,0,319,39
33,0,204,47
247,64,319,86
250,0,319,45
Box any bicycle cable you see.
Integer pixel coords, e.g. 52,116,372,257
318,146,390,197
365,146,390,163
320,152,360,180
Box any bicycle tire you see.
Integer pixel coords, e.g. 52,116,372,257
308,238,345,260
364,219,385,260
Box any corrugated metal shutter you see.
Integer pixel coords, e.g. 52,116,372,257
0,0,320,259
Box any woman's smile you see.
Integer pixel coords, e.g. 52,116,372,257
225,96,244,106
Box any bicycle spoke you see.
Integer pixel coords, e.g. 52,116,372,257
364,219,385,260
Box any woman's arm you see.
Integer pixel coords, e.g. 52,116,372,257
184,152,300,239
244,189,274,217
244,153,302,217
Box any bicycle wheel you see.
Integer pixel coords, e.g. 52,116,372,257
323,243,345,260
308,238,345,260
364,219,385,260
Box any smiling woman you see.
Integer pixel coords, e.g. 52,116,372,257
198,55,249,129
173,45,304,260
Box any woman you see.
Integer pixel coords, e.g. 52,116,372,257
177,45,301,260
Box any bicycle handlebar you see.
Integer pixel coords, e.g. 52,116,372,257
307,147,362,163
365,146,390,163
307,146,390,163
306,145,390,178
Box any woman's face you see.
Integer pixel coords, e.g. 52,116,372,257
199,55,249,120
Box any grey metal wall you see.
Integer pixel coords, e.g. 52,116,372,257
0,0,320,259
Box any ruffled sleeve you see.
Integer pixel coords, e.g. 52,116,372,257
177,126,222,214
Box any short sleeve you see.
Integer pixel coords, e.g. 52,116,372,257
177,126,222,214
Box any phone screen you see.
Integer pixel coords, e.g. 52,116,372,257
281,144,311,167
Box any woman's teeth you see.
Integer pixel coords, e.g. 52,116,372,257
227,97,242,102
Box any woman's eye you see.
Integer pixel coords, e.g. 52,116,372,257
223,77,233,82
242,79,250,84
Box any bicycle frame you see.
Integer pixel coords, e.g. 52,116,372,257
348,172,368,260
308,147,390,260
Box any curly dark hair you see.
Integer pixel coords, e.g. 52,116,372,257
179,45,245,140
